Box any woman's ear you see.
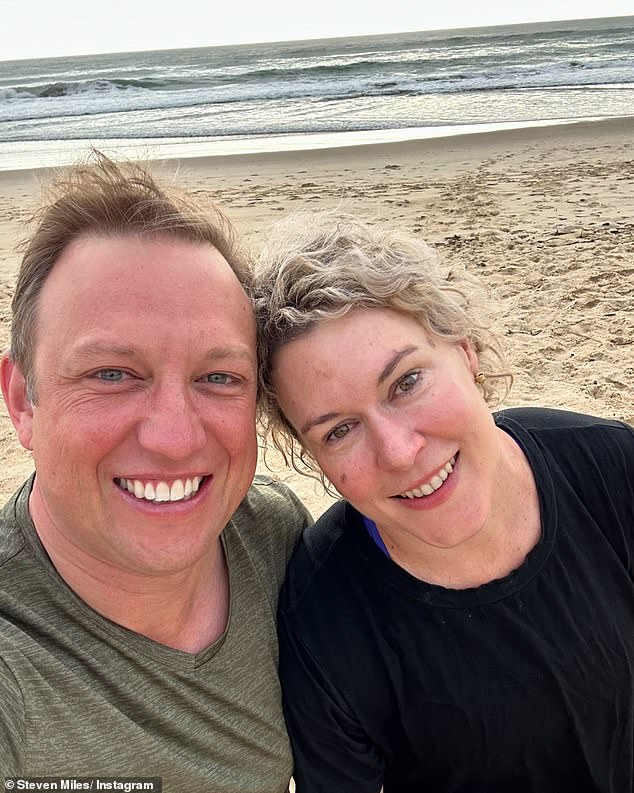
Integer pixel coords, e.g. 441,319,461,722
457,338,479,375
1,352,34,451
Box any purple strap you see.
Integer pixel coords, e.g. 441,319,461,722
362,515,391,558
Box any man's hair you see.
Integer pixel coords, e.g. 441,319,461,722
253,212,512,485
11,151,250,399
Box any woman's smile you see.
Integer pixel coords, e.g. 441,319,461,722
393,454,457,499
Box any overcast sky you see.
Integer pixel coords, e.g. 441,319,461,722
2,0,632,61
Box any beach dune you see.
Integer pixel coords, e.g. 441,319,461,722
0,118,632,516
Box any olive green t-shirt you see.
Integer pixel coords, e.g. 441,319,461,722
0,474,311,791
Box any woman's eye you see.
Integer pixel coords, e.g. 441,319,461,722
396,371,419,394
95,369,125,382
327,423,351,442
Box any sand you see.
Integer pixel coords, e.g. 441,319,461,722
0,118,632,517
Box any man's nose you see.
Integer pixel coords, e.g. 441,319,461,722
137,383,207,460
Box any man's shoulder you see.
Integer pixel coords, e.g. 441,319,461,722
236,473,313,530
227,475,313,585
0,480,31,568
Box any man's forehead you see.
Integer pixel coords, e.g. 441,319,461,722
35,233,254,347
43,233,246,298
58,232,231,270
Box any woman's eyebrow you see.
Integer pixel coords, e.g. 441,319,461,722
377,345,418,385
301,411,340,436
300,345,421,436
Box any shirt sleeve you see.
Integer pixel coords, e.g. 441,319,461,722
0,654,25,773
593,421,634,567
279,613,384,793
618,422,634,565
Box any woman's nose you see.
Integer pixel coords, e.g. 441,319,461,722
373,417,425,471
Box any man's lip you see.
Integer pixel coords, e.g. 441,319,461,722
114,474,210,503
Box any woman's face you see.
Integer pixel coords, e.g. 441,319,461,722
272,307,506,551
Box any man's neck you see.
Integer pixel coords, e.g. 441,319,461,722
42,530,230,653
28,492,230,654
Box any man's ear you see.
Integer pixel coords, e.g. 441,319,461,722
1,352,34,451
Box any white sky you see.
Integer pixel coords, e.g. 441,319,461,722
2,0,632,61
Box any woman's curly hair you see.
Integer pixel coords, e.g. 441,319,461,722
253,212,512,488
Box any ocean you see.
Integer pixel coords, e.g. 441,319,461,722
0,15,632,171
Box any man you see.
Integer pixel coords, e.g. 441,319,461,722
0,154,311,790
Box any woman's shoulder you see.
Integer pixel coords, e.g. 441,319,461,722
495,406,634,459
496,405,633,473
495,405,632,434
279,500,361,615
497,407,633,546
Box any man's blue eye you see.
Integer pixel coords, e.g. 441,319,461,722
97,369,124,381
205,373,231,384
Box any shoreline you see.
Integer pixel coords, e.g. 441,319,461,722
1,116,632,178
1,116,632,514
1,115,633,174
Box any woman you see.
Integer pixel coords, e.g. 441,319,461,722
253,215,634,793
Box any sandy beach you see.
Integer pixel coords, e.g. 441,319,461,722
0,118,632,517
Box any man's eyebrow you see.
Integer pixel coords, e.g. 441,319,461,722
201,345,255,362
300,345,420,436
68,342,140,360
68,342,255,362
377,345,418,384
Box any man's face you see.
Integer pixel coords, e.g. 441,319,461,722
11,233,258,575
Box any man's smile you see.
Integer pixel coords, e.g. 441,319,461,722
115,475,207,503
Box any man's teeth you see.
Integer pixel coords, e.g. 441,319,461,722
400,457,456,499
116,476,203,503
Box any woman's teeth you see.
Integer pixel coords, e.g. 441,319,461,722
399,457,456,498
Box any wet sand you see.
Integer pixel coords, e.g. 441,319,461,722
1,118,632,515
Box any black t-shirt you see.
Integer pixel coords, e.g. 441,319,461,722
279,408,634,793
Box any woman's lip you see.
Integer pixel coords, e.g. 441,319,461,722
392,463,459,511
392,453,458,499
